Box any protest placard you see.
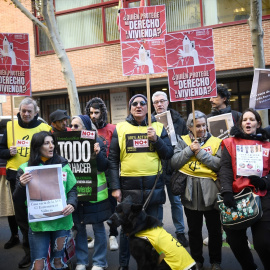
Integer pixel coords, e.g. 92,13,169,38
236,145,263,177
154,111,177,145
0,33,31,96
55,131,97,201
249,68,270,110
165,28,217,102
119,5,167,76
207,113,234,140
26,164,66,223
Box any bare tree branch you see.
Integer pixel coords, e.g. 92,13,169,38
11,0,81,116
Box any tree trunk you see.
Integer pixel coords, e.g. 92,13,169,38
248,0,268,127
11,0,81,116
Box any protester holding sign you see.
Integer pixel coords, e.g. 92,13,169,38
171,111,223,270
108,94,173,270
71,115,111,270
0,97,51,268
219,108,270,270
151,91,189,247
13,131,77,270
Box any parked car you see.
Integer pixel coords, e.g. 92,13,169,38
0,116,48,175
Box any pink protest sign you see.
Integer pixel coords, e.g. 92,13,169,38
165,29,216,102
0,33,31,96
119,5,167,76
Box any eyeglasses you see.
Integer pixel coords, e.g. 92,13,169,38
153,99,167,105
70,124,80,129
131,101,147,107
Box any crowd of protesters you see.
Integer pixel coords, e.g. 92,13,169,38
1,83,270,270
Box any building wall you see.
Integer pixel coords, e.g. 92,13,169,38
1,0,270,115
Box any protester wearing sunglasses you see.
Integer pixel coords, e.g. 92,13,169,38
108,94,174,270
70,115,111,270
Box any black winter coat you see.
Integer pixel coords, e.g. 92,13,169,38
207,105,242,125
219,126,270,221
73,137,112,224
108,114,174,206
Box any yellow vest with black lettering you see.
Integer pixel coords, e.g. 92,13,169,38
180,135,221,180
117,121,163,176
6,121,51,171
89,172,108,203
136,227,195,270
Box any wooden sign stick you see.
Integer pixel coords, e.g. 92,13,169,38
11,97,15,146
192,100,197,140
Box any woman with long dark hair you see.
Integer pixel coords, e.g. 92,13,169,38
220,108,270,270
13,131,77,270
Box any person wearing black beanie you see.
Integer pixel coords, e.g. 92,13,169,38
108,94,174,270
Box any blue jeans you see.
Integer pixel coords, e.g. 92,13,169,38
158,183,185,234
119,204,159,267
75,222,108,268
28,228,70,270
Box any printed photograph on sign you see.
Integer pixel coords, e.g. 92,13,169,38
25,164,66,223
168,64,217,102
249,68,270,110
236,145,263,177
119,5,167,75
207,113,234,140
0,33,31,96
165,29,214,68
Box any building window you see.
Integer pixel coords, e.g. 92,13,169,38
36,0,120,54
151,0,201,31
151,0,270,30
36,0,270,55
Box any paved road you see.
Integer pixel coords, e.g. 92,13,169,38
0,196,263,270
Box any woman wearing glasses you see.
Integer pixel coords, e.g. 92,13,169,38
108,94,173,270
70,115,111,270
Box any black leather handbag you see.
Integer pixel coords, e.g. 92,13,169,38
170,170,187,196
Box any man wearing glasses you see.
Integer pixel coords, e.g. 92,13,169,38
152,91,189,248
108,94,173,270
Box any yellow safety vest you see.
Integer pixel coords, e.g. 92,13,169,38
116,121,163,176
6,120,51,171
180,135,221,180
136,227,195,270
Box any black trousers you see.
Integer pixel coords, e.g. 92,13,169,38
7,179,19,236
108,189,118,237
224,220,270,270
9,177,30,255
184,207,222,264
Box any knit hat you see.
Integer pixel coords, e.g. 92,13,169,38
78,115,93,131
49,109,70,123
128,94,147,110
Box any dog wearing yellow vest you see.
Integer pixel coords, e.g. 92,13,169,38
107,196,195,270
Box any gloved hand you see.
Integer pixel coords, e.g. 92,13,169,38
222,192,237,208
248,175,267,190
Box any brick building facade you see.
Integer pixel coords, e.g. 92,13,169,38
1,0,270,123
